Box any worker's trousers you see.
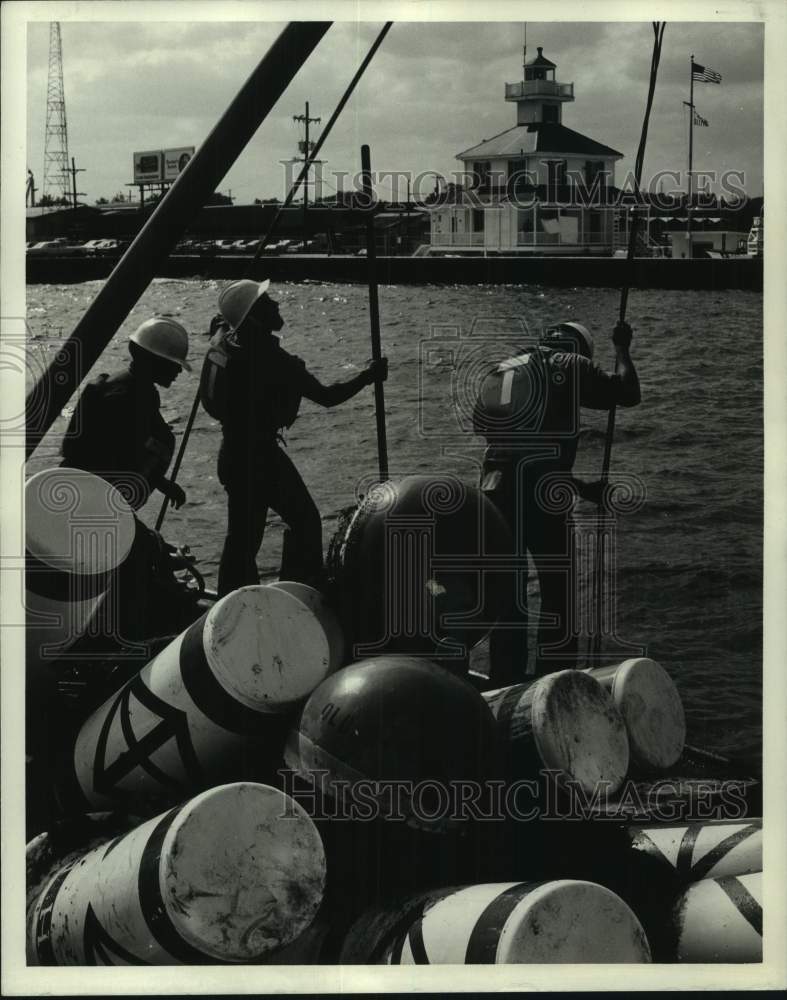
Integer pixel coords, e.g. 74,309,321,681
218,446,324,597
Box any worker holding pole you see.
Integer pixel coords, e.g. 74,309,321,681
209,279,387,596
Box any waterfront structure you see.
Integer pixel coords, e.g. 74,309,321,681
429,47,627,256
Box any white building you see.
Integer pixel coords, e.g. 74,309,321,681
429,47,625,255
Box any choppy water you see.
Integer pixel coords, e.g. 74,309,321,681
25,279,763,765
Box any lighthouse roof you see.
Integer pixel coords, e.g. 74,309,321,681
458,122,623,160
526,46,556,68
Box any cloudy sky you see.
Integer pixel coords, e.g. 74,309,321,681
20,6,765,207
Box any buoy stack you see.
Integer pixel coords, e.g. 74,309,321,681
26,473,762,965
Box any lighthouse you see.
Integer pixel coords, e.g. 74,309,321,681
429,46,624,256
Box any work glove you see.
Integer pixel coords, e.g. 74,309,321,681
367,357,388,384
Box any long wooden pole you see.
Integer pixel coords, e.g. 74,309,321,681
590,22,665,663
361,144,389,482
25,22,331,459
687,54,695,259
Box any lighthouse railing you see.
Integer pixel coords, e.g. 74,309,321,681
504,80,574,100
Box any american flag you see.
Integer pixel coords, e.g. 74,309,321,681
692,61,722,84
694,110,709,127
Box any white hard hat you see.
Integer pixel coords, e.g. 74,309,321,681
218,279,271,333
545,321,594,360
129,317,192,371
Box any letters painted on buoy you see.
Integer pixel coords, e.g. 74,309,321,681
27,782,326,965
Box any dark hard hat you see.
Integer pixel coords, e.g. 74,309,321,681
284,656,502,827
331,475,512,658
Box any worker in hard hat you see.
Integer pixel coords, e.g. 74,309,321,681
61,316,191,512
213,278,387,596
473,320,640,683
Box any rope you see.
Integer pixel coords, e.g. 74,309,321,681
244,22,393,275
154,23,393,534
590,21,666,663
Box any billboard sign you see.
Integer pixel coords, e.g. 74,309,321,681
163,146,196,181
132,147,196,185
133,150,163,184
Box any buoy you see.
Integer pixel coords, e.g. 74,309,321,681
586,658,685,770
331,475,512,659
284,656,501,829
25,468,136,670
268,580,345,671
26,782,326,965
71,584,336,813
483,670,629,796
628,818,762,882
671,871,762,962
342,881,651,964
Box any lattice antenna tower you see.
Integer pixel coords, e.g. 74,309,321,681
43,22,70,203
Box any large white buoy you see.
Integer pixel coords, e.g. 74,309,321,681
628,818,762,882
483,670,629,796
586,658,685,770
26,782,326,965
671,871,762,962
268,580,345,672
72,584,336,813
351,881,651,964
25,468,136,669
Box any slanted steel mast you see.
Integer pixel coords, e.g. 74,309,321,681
26,22,332,459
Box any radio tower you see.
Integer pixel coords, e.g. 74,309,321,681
43,22,70,204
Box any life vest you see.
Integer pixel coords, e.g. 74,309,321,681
199,314,232,420
60,371,174,509
472,348,550,442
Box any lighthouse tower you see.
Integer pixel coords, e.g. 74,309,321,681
429,45,624,256
505,46,574,125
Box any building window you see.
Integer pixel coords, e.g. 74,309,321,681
546,160,567,199
472,209,485,232
472,161,492,191
542,105,559,123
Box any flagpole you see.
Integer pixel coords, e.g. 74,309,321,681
687,54,694,258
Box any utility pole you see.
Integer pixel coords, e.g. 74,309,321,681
43,22,70,203
293,101,321,249
69,157,85,210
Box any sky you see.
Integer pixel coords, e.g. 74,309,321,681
22,12,764,207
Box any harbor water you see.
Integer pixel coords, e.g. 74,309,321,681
24,279,763,766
